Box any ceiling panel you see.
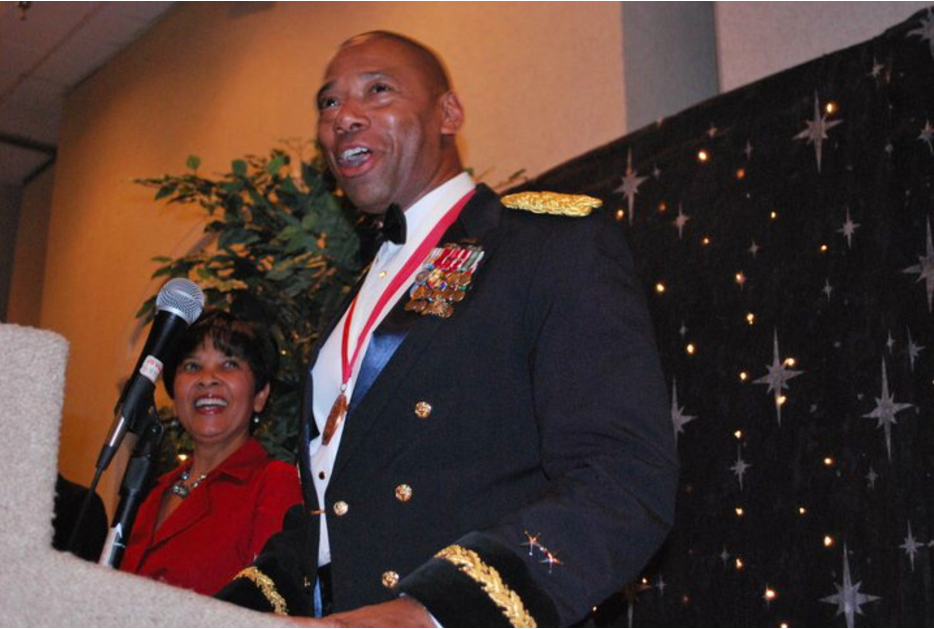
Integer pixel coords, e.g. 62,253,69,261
0,99,61,145
0,0,176,185
4,75,66,109
32,34,120,87
0,143,49,186
114,1,177,22
73,2,151,48
0,2,102,55
0,41,43,92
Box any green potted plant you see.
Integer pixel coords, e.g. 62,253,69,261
136,147,361,470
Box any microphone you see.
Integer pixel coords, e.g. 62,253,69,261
95,278,204,472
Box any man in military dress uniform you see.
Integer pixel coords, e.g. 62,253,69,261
217,31,677,627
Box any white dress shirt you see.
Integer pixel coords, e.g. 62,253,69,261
309,172,475,567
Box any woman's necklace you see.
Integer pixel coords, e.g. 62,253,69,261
170,468,208,499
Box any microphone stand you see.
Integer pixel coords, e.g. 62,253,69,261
99,401,164,569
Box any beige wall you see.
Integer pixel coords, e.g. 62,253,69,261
715,1,931,91
42,2,626,508
7,167,54,326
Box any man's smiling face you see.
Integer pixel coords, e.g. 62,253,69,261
316,35,463,215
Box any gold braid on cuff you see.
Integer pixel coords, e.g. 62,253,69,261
233,566,288,615
435,545,537,628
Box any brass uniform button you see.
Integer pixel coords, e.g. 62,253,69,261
382,571,400,589
414,401,432,418
395,484,413,502
333,500,349,516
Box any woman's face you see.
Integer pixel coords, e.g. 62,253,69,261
173,340,270,449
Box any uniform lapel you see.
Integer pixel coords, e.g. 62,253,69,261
331,185,503,480
297,276,366,493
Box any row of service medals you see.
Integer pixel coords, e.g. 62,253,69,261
405,243,484,318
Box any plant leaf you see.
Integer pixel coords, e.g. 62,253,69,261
155,183,178,200
267,154,287,175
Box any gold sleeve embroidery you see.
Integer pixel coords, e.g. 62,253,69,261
233,566,288,615
435,545,537,628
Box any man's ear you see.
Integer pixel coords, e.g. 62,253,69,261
439,91,465,135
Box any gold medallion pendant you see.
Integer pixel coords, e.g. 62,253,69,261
323,392,348,445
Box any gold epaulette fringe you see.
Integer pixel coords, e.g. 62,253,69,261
501,191,601,217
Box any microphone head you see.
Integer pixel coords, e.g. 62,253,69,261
155,278,204,325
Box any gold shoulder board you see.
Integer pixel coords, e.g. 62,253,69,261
501,191,602,217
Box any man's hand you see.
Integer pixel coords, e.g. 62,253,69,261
292,598,436,628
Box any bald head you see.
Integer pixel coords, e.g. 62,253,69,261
337,31,452,96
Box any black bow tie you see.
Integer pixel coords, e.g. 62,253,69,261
376,203,407,246
359,204,407,261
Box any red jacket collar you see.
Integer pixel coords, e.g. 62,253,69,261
158,437,269,485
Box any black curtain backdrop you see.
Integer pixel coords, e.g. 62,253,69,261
520,8,934,628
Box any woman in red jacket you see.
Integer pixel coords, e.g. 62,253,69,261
120,311,302,596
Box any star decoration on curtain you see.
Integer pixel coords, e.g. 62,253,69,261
821,545,881,629
794,92,843,172
900,521,923,572
901,216,934,312
521,531,542,556
730,445,750,491
673,203,690,239
754,329,804,425
614,149,648,225
862,358,913,461
539,550,562,573
522,7,934,624
837,207,860,248
670,378,696,441
907,8,934,60
906,326,924,371
919,120,934,154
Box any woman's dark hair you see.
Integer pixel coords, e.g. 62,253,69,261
162,310,279,404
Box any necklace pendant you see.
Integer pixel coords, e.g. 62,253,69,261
323,392,348,445
170,468,206,499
